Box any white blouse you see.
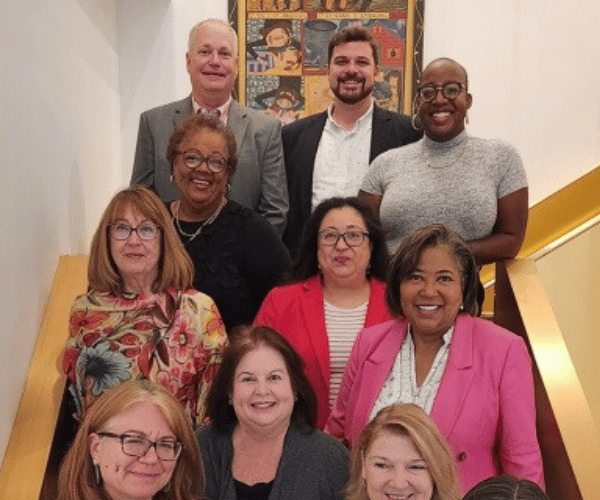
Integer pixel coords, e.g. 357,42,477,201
370,325,454,419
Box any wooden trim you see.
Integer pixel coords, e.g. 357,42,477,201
0,256,88,500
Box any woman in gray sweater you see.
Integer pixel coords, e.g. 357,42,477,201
197,325,349,500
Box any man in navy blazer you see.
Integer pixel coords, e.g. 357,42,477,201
131,19,288,237
282,26,421,254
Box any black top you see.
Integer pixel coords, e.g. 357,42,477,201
172,200,291,332
234,479,273,500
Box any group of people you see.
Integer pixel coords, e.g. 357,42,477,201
58,15,544,500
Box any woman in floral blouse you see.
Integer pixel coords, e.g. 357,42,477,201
63,186,228,427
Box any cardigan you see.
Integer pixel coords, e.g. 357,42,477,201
325,314,544,493
197,424,349,500
254,276,389,428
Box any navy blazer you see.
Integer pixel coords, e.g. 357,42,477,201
281,105,421,254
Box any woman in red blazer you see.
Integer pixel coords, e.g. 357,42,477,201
255,197,390,429
325,224,544,493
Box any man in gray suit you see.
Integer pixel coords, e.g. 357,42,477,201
131,19,288,236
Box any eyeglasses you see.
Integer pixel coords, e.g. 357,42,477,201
318,230,369,247
109,222,160,241
176,150,228,173
417,82,467,103
97,432,183,461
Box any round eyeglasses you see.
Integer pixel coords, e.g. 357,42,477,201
417,82,467,103
176,150,228,173
318,230,369,247
109,222,160,241
97,432,183,461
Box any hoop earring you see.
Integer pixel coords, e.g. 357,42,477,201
411,93,423,131
169,174,174,184
465,112,469,124
411,113,423,131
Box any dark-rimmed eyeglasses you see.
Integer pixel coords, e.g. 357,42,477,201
176,150,228,173
97,432,183,461
417,82,467,103
318,230,369,247
109,222,160,241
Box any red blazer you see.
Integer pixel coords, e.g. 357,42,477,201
254,276,389,429
325,314,544,493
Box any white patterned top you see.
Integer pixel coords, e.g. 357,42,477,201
370,325,454,419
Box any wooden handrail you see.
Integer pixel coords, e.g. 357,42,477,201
495,258,600,500
0,256,88,500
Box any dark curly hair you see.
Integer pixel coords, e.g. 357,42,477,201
167,113,238,180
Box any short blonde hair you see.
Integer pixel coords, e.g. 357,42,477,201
347,404,461,500
188,18,238,55
58,380,204,500
88,186,194,294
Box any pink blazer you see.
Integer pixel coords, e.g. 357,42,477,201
254,276,390,429
325,314,544,493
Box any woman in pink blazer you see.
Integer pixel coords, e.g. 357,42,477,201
255,197,390,429
325,224,544,493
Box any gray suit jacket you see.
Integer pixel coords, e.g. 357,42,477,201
131,96,288,236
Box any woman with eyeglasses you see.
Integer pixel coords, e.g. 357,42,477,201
167,114,291,332
360,58,528,265
58,379,204,500
255,197,390,429
63,186,227,426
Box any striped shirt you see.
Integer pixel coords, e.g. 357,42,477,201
324,299,368,407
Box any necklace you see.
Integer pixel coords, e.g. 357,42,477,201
173,198,226,242
421,137,469,169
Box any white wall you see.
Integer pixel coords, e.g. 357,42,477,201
0,0,121,461
423,0,600,204
119,0,228,184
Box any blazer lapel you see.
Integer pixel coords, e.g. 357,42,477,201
296,112,327,219
173,95,193,129
300,277,330,390
227,100,249,148
430,314,475,438
369,105,392,161
360,321,407,419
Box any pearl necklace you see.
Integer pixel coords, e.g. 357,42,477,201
173,198,226,242
421,137,469,169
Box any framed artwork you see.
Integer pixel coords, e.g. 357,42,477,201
228,0,425,124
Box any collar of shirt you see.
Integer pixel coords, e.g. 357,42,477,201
192,96,231,124
325,99,374,134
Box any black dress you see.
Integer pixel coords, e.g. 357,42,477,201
172,200,291,332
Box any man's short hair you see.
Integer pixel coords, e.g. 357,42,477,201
327,26,379,66
188,18,239,56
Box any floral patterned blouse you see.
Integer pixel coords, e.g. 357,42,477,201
63,287,227,427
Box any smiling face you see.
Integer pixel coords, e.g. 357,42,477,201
231,345,294,435
328,41,379,105
363,430,435,500
317,206,372,287
400,245,463,341
110,206,161,294
172,127,229,217
418,60,472,142
89,402,178,500
186,22,238,103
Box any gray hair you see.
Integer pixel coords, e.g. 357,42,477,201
188,18,238,56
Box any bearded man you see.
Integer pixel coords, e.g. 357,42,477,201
282,26,421,256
